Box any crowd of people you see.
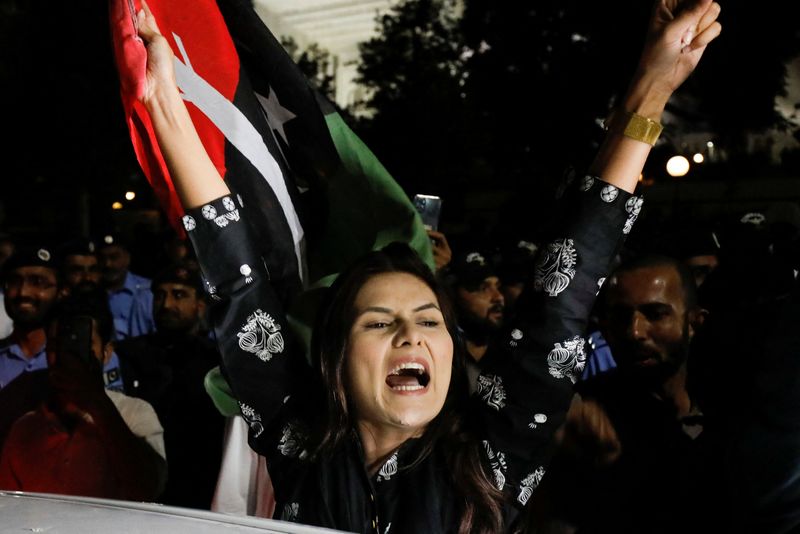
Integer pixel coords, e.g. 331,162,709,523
1,0,799,532
0,233,224,507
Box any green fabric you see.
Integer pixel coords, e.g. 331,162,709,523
306,111,434,283
204,366,239,417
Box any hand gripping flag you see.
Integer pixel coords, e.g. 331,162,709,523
109,0,434,310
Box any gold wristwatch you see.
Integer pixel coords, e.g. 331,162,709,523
604,109,663,146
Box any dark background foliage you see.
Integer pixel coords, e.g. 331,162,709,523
351,0,800,242
1,0,798,247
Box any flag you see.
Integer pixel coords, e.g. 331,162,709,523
109,0,434,309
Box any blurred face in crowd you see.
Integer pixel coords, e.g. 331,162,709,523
46,318,110,412
501,281,525,311
603,265,695,384
346,272,453,437
0,240,14,269
164,238,189,264
4,266,60,329
98,245,130,288
455,276,505,335
46,317,109,368
63,254,101,292
153,282,204,334
684,254,719,287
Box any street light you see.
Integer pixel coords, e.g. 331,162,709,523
112,201,123,210
666,155,690,177
125,191,136,201
693,153,705,163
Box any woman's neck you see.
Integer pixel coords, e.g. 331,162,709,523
356,420,420,475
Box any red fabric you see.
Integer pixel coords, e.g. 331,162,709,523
109,0,240,232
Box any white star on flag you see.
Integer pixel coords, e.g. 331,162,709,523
256,87,297,146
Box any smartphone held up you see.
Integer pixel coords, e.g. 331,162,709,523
413,194,442,231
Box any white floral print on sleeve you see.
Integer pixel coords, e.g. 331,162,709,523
237,309,284,361
547,335,587,383
534,238,578,297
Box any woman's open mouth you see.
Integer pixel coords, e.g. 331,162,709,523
385,362,430,392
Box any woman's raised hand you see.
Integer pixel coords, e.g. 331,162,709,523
135,1,179,107
634,0,722,105
131,0,230,208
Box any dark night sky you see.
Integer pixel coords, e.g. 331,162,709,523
2,2,147,240
1,0,798,248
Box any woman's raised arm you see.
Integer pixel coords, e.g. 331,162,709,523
470,0,720,511
136,2,230,208
132,3,310,466
590,0,721,193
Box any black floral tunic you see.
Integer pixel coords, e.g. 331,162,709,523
183,175,641,533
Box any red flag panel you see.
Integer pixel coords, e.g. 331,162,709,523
110,0,240,231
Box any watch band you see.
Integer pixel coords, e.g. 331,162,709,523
604,109,663,146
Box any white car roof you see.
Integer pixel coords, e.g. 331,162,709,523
0,492,346,534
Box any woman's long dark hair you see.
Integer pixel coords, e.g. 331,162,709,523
309,242,505,534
